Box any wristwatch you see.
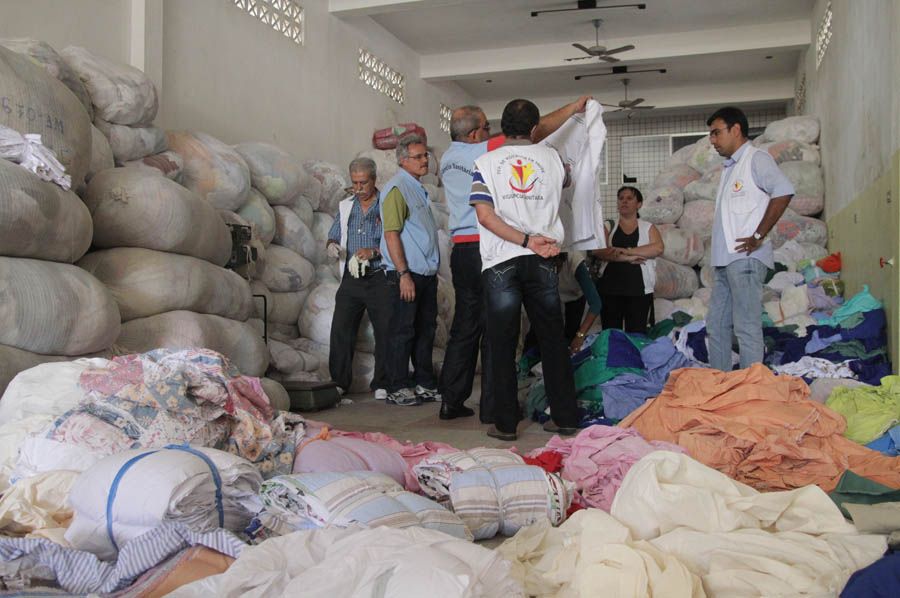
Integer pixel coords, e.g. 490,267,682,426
397,269,410,278
752,231,764,241
575,331,586,339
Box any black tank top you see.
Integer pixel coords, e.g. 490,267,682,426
600,225,646,296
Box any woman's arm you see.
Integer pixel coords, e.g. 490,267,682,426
569,262,602,353
623,223,664,259
590,224,623,261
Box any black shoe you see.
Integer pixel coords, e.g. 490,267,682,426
439,403,475,420
486,425,517,441
542,421,578,436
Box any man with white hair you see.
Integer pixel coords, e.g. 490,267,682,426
326,157,390,397
379,135,441,406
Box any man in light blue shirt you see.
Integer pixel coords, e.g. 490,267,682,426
380,134,440,406
706,106,794,371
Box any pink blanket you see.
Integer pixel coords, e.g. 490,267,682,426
298,423,458,491
529,425,685,511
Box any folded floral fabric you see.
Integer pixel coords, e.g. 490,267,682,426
253,470,471,541
619,364,900,492
530,425,685,511
414,449,570,540
26,349,303,479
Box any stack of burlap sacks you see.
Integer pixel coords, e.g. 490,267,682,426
636,115,827,321
0,42,120,393
2,39,458,396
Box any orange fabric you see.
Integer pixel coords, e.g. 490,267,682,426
619,364,900,492
294,425,331,456
816,252,842,273
132,546,234,598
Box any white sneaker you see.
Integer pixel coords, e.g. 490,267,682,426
374,388,387,400
386,388,421,406
414,385,440,402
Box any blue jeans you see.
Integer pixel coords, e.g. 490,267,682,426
484,255,578,434
707,258,769,371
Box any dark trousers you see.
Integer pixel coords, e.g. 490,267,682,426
523,295,587,352
385,271,438,392
328,269,392,391
484,255,578,434
600,293,654,333
438,243,493,419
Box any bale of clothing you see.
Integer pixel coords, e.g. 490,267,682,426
9,349,304,484
412,449,570,540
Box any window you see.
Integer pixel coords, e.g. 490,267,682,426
439,103,452,134
815,1,833,70
234,0,304,45
358,49,405,105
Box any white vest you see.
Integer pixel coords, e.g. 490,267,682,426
473,144,566,271
716,144,770,249
337,196,355,274
603,219,656,295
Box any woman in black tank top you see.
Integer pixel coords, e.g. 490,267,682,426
593,186,664,333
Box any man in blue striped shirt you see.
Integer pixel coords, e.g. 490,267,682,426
326,158,391,397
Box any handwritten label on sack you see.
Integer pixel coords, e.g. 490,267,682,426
1,96,66,134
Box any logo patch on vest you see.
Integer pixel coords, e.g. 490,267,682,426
732,180,744,192
492,153,549,200
509,159,537,193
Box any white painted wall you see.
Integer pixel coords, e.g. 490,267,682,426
799,0,900,215
0,0,130,64
156,0,472,167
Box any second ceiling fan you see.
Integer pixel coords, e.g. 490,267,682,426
600,78,655,115
565,18,635,63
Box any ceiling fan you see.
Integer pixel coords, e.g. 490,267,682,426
564,19,634,63
599,78,654,116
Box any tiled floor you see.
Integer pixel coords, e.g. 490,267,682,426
310,385,550,453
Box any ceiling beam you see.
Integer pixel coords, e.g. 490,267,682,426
329,0,469,17
420,19,810,80
478,77,796,120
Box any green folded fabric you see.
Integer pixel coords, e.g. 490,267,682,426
828,470,900,518
826,376,900,444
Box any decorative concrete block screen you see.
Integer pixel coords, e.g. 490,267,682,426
235,0,304,45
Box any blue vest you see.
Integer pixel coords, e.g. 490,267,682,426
379,169,440,276
439,140,489,237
